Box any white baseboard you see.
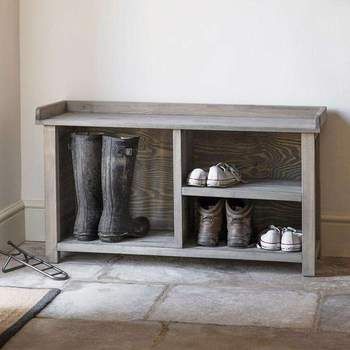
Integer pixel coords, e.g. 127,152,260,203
0,201,25,251
22,201,350,258
23,200,45,242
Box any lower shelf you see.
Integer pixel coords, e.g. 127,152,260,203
57,232,302,263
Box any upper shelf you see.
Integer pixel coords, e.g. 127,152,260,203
36,100,327,133
182,180,302,202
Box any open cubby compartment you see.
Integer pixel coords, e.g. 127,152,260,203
57,126,176,248
178,130,302,257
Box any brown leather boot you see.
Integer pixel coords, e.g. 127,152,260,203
226,199,252,248
197,198,224,246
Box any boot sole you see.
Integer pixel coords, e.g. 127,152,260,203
99,237,125,243
99,232,128,243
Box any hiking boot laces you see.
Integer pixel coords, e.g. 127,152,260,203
201,216,215,224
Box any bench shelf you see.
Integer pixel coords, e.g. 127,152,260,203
182,180,302,202
37,100,326,276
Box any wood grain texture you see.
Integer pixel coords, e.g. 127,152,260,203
38,100,322,270
57,234,301,263
36,101,327,133
38,112,322,133
57,127,174,237
58,127,80,241
44,126,60,263
182,180,302,202
36,101,66,122
316,135,321,258
66,100,325,119
173,130,184,247
302,133,316,276
191,131,301,181
187,199,301,245
252,200,301,234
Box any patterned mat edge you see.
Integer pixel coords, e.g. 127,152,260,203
0,288,61,348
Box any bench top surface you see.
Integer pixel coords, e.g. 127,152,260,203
36,100,327,133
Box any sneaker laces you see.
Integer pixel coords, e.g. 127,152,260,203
201,215,215,224
256,225,280,248
282,227,303,236
216,163,246,183
269,225,281,233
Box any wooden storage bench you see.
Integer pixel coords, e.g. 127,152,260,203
36,101,326,276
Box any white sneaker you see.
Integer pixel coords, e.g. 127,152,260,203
258,225,281,251
207,163,243,188
187,168,208,187
281,227,302,252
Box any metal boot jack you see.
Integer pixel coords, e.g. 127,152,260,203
0,241,69,280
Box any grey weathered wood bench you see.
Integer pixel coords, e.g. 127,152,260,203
36,101,326,276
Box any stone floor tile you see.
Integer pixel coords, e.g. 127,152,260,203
100,255,250,286
155,322,350,350
319,294,350,333
149,285,318,329
0,266,67,289
303,277,350,292
39,281,165,321
55,262,105,281
59,252,117,265
5,318,350,350
3,318,161,350
241,261,304,289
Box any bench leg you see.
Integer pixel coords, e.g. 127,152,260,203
301,133,316,277
44,126,61,264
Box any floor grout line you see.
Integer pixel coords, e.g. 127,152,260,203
311,291,325,332
143,284,173,321
151,321,170,349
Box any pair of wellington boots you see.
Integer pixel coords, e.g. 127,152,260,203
71,132,149,243
197,198,252,247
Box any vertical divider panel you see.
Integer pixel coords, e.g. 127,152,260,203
173,129,188,247
301,133,316,276
44,126,60,263
315,134,321,258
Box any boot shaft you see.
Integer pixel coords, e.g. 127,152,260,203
98,135,139,241
197,198,224,247
71,132,103,240
226,199,252,247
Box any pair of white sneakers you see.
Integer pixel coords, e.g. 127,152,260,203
258,226,302,252
187,163,243,187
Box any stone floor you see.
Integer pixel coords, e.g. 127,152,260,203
1,241,350,349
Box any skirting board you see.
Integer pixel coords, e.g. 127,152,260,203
0,201,25,251
23,200,45,242
23,202,350,258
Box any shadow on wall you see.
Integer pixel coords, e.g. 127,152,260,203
320,109,350,257
320,109,350,212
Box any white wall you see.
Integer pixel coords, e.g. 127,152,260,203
20,0,350,256
0,0,24,249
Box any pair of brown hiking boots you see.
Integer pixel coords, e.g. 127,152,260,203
196,198,252,247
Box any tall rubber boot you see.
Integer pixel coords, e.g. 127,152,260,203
71,132,102,241
98,135,143,242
